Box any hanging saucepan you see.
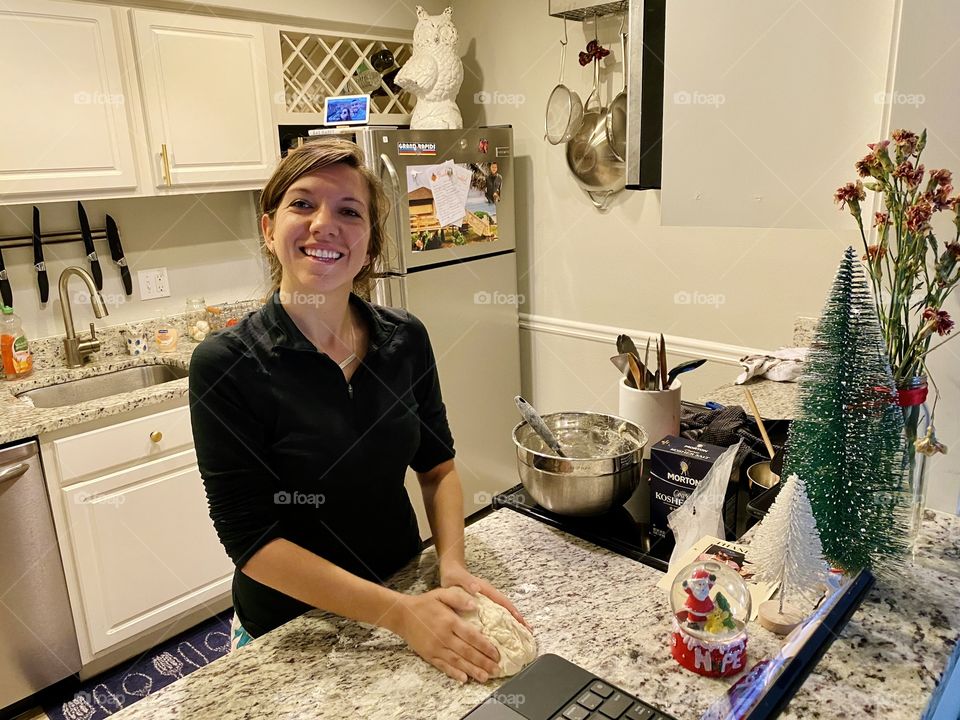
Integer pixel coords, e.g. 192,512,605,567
565,40,625,210
606,29,628,162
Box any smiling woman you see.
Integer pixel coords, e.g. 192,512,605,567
188,137,531,685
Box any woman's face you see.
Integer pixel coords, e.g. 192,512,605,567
339,107,350,120
262,164,371,298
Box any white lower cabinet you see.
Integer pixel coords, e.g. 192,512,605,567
42,402,233,662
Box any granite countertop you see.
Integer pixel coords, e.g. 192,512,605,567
0,324,199,445
698,379,798,420
107,508,960,720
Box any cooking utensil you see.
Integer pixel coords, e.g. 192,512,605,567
76,202,103,291
545,23,583,145
610,353,632,381
743,388,776,459
565,20,625,210
625,354,644,389
747,460,780,489
514,396,567,457
657,334,668,390
616,332,639,360
513,411,647,516
606,27,628,161
105,215,132,296
668,359,707,386
0,246,11,308
32,207,48,304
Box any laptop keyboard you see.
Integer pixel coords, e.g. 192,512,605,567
461,654,676,720
553,679,670,720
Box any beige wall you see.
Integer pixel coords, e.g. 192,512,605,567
888,0,960,513
452,0,959,513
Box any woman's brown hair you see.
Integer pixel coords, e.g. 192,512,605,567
258,137,390,293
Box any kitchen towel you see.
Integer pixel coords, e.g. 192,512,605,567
735,347,808,384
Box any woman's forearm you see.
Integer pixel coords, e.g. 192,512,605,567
241,538,409,633
418,459,466,573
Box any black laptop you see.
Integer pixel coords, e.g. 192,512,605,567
460,569,875,720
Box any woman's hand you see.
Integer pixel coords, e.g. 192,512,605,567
390,588,501,684
440,564,532,631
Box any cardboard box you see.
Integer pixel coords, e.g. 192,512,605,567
649,435,736,541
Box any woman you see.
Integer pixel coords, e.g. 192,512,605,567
189,137,528,684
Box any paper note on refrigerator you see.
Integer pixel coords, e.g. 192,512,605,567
429,160,471,228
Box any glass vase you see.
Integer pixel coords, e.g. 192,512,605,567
897,376,929,550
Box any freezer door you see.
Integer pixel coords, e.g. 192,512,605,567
375,127,517,273
373,253,522,535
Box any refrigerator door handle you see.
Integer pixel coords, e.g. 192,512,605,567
373,274,408,310
379,153,405,275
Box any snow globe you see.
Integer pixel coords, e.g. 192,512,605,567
670,560,751,677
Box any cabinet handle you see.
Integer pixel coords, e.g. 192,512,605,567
160,144,172,187
150,431,163,443
0,462,29,485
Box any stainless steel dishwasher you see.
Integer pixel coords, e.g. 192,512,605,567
0,439,81,708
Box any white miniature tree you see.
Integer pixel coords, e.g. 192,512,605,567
747,473,827,616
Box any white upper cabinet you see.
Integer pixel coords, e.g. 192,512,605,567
0,1,138,198
132,11,277,188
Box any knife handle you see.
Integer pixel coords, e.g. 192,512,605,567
0,277,11,308
37,269,49,304
90,259,103,291
119,263,133,296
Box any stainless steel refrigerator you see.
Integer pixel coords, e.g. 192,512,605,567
291,126,522,535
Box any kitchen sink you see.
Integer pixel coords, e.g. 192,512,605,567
16,364,189,409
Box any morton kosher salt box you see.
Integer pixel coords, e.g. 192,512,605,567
649,435,737,541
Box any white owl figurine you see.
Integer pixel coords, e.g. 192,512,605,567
396,6,464,130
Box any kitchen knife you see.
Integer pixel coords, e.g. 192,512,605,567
32,206,49,303
77,201,103,290
105,214,132,296
0,246,11,308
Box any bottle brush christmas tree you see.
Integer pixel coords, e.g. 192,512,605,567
782,246,911,573
747,473,825,608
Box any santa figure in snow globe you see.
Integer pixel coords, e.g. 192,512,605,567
669,560,751,677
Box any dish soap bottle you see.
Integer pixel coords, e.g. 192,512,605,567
1,306,34,380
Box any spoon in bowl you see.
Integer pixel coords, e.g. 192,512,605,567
514,396,567,457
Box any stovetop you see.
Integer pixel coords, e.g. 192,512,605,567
492,471,674,573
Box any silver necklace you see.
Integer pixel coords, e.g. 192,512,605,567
337,317,357,370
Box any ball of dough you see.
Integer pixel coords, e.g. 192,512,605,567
459,593,536,677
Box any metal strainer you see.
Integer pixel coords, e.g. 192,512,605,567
544,22,583,145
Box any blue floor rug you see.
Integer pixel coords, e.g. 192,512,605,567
44,611,232,720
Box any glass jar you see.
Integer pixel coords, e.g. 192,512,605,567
185,296,208,342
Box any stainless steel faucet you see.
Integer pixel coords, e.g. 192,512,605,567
59,267,109,367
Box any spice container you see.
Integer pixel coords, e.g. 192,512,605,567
186,296,209,342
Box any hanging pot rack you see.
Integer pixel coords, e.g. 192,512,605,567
548,0,627,21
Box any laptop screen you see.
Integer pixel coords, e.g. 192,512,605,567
701,569,875,720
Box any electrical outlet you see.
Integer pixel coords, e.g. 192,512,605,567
138,267,170,300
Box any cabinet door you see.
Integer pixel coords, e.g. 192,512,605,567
0,1,138,197
132,10,277,187
63,449,233,654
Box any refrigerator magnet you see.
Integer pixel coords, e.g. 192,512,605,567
478,138,489,153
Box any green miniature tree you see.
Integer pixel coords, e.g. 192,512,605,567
782,246,911,572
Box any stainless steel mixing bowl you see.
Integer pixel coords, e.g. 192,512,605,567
512,412,647,516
